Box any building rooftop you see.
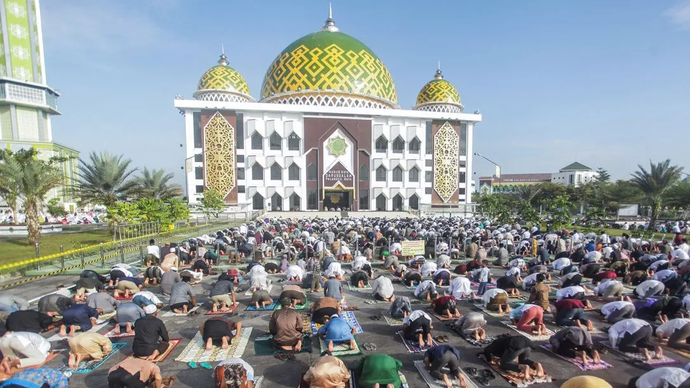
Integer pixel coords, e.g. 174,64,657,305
560,161,592,171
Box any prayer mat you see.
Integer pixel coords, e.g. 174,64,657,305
60,342,126,373
450,324,494,347
363,299,389,304
396,330,438,353
300,313,313,335
540,344,613,371
42,320,63,332
105,327,135,338
414,360,477,388
253,334,312,356
0,351,61,380
501,321,554,342
121,339,181,363
427,308,459,322
347,283,373,292
175,328,252,362
405,284,418,290
205,303,239,315
595,339,681,366
548,321,604,335
478,353,553,387
310,311,363,334
472,304,509,318
161,304,202,317
275,297,309,311
318,336,362,357
655,338,690,360
470,281,497,289
350,370,409,388
245,301,277,311
244,285,272,296
47,321,110,342
114,294,133,301
382,311,404,326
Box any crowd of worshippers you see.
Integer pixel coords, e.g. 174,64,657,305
0,217,689,388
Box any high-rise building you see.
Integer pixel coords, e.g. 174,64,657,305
0,0,78,205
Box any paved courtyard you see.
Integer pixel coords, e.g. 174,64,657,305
3,259,682,388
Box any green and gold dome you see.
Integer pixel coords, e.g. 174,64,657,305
194,53,254,103
413,69,463,113
260,11,398,109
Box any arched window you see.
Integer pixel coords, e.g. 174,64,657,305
393,194,403,211
288,133,300,151
252,164,264,180
251,133,263,150
409,194,419,210
392,136,404,153
288,163,300,180
252,193,264,210
271,193,282,211
359,165,369,181
409,137,421,153
376,166,387,182
392,166,403,182
290,194,300,210
307,163,317,181
376,194,387,211
409,167,419,182
269,133,282,151
375,136,387,153
270,163,282,180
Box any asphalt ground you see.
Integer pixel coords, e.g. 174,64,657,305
4,259,684,388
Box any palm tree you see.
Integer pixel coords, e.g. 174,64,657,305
0,149,66,244
516,185,542,207
129,168,182,200
77,152,137,207
0,150,22,225
630,159,683,228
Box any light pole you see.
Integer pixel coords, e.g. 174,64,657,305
474,152,502,194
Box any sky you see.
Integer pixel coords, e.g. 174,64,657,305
39,0,690,186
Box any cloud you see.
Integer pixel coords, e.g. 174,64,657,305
664,2,690,29
40,0,178,55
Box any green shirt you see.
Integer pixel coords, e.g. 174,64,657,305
356,354,402,387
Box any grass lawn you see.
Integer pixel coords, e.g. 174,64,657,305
0,229,114,263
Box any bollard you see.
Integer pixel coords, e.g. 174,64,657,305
100,245,105,268
81,251,85,268
34,243,39,258
120,242,125,263
139,245,144,265
60,245,64,269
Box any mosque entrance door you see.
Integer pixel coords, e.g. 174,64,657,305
323,190,350,210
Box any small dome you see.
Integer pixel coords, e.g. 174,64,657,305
260,9,398,109
413,69,463,113
194,53,254,103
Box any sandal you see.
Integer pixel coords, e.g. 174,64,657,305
274,353,287,361
465,367,479,377
199,362,212,370
442,335,450,342
477,376,490,386
187,362,198,369
482,369,496,380
286,353,296,360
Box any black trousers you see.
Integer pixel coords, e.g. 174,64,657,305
108,367,145,388
556,338,594,358
430,351,461,380
403,317,431,340
561,274,582,288
501,347,536,372
619,326,655,353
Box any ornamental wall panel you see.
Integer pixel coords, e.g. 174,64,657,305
201,111,237,203
432,121,460,204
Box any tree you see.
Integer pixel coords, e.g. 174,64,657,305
516,185,542,207
546,194,574,231
167,198,191,226
106,201,141,226
0,150,22,225
0,149,66,244
630,159,683,228
517,203,541,226
665,181,690,209
595,168,611,184
130,167,182,200
46,198,67,217
78,152,137,208
198,189,225,221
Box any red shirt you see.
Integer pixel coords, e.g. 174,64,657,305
593,271,617,281
554,299,585,310
431,295,456,309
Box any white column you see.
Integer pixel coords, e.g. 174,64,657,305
466,122,474,204
184,109,195,204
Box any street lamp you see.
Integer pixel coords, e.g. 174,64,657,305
474,152,502,194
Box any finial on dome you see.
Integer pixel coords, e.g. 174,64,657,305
322,2,339,32
434,62,443,80
218,46,228,66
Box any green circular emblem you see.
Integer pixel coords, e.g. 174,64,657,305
327,136,348,157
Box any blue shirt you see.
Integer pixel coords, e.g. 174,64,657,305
425,345,461,362
324,279,342,300
318,316,353,342
62,304,99,329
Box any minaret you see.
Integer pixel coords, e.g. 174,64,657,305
322,2,339,32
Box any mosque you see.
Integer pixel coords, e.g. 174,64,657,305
175,8,481,213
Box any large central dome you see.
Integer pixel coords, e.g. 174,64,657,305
260,12,398,109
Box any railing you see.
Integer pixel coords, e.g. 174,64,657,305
0,216,255,276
